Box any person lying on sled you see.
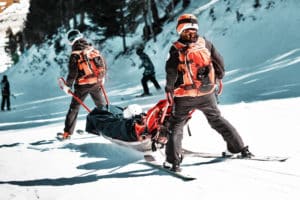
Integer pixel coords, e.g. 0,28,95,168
85,100,172,147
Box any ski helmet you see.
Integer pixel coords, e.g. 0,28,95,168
123,104,143,119
176,14,199,34
67,29,83,45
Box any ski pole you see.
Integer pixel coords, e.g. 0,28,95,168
100,84,110,105
68,90,92,113
159,92,174,124
80,49,109,106
160,98,170,125
58,77,91,113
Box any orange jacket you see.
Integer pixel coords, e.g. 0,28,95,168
167,37,216,97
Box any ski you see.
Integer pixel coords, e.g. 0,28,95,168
182,148,288,162
143,154,196,181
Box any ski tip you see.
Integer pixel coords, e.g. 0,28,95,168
184,177,197,181
277,157,289,162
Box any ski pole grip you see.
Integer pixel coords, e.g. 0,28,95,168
58,77,71,95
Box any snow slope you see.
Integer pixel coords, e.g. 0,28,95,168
0,97,300,200
0,0,300,199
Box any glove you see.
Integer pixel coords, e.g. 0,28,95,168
62,85,70,95
101,78,105,85
166,92,174,105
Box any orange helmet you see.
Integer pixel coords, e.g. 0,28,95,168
176,14,198,34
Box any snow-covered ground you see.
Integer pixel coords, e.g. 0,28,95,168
1,0,300,199
0,97,300,200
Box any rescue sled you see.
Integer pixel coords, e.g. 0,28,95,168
85,99,175,152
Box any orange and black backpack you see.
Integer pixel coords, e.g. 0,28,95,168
72,47,106,85
173,37,216,97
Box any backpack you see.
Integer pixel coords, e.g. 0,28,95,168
173,37,216,97
72,47,106,85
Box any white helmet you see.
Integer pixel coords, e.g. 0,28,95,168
123,104,143,119
67,29,83,45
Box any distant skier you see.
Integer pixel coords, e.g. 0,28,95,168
60,29,107,140
164,14,253,172
136,47,161,97
1,75,10,111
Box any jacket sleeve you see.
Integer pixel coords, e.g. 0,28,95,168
66,54,79,87
206,39,225,79
165,46,179,93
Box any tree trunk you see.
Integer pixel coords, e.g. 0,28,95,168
120,1,127,52
146,0,156,41
80,11,85,26
151,0,160,25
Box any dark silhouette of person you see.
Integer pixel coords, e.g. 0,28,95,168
136,48,161,97
1,75,10,111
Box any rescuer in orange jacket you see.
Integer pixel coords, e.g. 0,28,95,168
164,14,253,172
61,29,107,140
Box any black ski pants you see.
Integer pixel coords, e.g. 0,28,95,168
1,95,10,111
141,74,161,94
166,93,245,165
64,84,105,134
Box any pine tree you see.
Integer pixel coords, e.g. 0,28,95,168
4,27,19,64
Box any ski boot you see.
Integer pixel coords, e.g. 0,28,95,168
163,154,183,172
240,146,254,158
57,132,71,141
